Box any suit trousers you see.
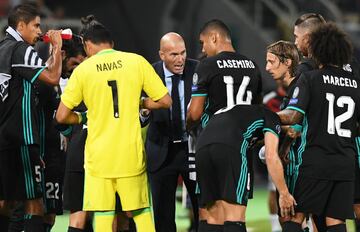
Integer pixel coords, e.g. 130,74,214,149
149,141,198,232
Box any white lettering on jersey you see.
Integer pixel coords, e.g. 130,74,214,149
322,75,357,88
216,59,255,69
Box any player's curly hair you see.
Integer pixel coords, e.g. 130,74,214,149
308,22,353,67
80,15,112,45
267,40,300,77
62,35,85,58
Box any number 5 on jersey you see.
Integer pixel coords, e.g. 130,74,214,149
108,80,119,118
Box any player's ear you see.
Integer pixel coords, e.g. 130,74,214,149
159,50,165,61
17,21,26,32
285,58,292,67
210,33,217,44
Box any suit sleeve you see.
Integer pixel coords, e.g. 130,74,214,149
12,43,46,84
285,73,310,115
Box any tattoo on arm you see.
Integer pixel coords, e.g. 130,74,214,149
277,109,303,125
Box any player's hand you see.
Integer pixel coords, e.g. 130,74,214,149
46,30,63,48
279,192,296,217
140,109,150,117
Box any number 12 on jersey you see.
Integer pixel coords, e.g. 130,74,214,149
108,80,119,118
326,93,355,138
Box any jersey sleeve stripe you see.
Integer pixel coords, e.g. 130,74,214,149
11,64,47,68
286,106,305,115
37,57,43,66
191,93,208,97
263,128,279,138
30,52,37,66
24,47,32,65
31,67,46,83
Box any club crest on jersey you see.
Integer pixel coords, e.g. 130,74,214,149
343,64,352,73
289,98,298,104
193,73,198,85
276,125,281,134
292,87,299,98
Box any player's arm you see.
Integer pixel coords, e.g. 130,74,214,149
56,101,86,125
264,132,296,217
277,109,303,125
142,93,172,110
37,30,63,85
186,96,206,131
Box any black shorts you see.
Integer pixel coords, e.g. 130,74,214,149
0,145,43,200
354,161,360,204
43,164,64,215
293,175,354,221
43,148,65,215
63,171,84,212
196,143,253,207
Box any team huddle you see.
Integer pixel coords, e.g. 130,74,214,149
0,2,359,232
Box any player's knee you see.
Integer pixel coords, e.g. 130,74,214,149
24,198,44,215
327,223,346,232
282,221,303,232
354,204,360,219
0,200,15,215
125,211,133,218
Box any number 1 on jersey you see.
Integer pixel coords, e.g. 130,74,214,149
107,80,119,118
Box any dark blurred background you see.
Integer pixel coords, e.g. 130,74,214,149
1,0,359,92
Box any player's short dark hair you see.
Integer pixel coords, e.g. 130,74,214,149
267,40,300,76
80,15,113,45
8,3,40,29
62,35,86,58
308,22,353,67
294,13,326,30
200,19,231,40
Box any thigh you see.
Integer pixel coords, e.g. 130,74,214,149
197,144,250,207
0,145,42,201
116,172,150,211
63,171,84,212
83,172,116,211
326,180,354,221
293,176,332,216
44,153,65,215
354,162,360,204
148,149,180,209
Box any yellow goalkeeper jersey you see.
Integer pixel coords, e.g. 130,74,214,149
61,49,168,178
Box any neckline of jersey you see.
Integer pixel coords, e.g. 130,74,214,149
96,49,116,56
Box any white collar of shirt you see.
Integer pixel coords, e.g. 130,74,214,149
163,62,183,78
6,26,24,42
